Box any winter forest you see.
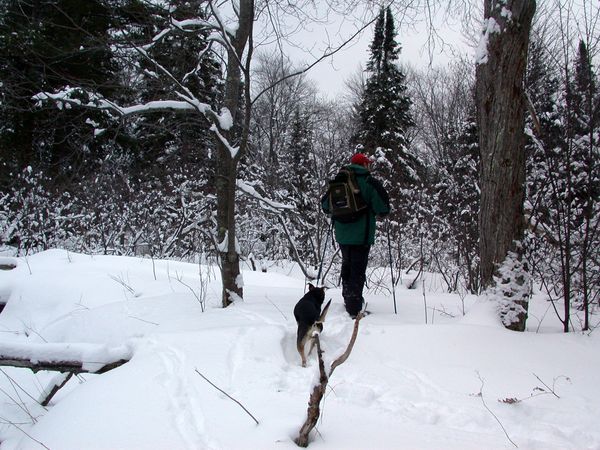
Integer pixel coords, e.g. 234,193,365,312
2,0,598,331
0,0,600,448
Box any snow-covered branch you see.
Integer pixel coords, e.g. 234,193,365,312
33,89,233,131
0,342,132,374
236,180,294,211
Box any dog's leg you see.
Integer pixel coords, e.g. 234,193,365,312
297,324,309,367
306,301,331,358
297,340,307,367
306,323,322,358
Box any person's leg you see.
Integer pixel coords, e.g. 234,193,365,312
352,244,371,303
340,244,352,303
340,245,371,317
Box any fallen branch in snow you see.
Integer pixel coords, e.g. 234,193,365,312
39,372,74,407
0,414,50,450
0,342,132,374
475,372,518,448
499,373,569,404
532,373,563,399
195,369,259,425
0,356,128,375
295,313,364,447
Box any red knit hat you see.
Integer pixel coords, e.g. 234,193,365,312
350,153,371,166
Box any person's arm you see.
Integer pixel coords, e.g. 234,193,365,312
367,177,390,216
320,192,330,214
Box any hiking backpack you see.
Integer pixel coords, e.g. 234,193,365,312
326,167,369,223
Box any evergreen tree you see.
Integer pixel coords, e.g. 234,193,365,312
434,114,480,293
525,37,600,332
0,0,124,191
130,0,222,182
568,40,599,330
285,107,319,265
366,8,384,74
354,6,420,224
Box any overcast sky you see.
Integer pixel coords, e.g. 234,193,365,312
276,7,476,98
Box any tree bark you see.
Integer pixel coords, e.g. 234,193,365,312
476,0,536,330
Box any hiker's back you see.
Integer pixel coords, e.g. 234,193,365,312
326,166,369,223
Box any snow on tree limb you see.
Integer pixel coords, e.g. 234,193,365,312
236,180,294,211
33,90,233,131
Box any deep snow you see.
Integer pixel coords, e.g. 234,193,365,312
0,249,598,450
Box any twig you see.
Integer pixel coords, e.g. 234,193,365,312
422,281,428,324
476,372,518,448
109,274,136,295
24,257,32,275
127,316,159,326
264,295,288,321
0,369,47,409
195,369,259,425
535,302,553,333
0,415,50,449
174,277,206,312
0,387,37,422
532,373,561,399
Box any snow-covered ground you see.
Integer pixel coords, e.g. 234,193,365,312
0,249,598,450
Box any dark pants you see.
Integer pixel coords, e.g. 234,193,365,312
340,244,371,317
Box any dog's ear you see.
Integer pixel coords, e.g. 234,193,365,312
308,283,315,291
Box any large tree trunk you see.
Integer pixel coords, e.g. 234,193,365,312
476,0,536,330
215,0,254,307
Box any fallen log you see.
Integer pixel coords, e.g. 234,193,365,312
0,341,132,374
0,356,128,374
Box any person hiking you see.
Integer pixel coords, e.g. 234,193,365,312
321,152,391,318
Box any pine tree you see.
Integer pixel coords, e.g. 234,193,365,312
525,37,600,332
435,114,480,293
569,40,599,330
366,8,384,74
127,0,222,185
354,6,420,223
0,0,123,191
285,108,319,266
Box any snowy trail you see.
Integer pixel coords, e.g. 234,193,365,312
0,251,599,450
154,340,216,450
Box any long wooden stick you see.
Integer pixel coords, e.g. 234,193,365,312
295,313,364,447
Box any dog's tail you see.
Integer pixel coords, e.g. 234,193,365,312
317,299,332,327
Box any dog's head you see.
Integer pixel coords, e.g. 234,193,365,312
307,283,326,307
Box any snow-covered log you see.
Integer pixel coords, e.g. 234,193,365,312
0,342,132,374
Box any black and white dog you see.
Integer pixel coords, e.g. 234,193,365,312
293,284,331,367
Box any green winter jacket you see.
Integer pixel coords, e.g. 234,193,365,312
321,164,391,245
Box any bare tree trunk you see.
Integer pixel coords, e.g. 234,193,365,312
476,0,536,331
215,0,254,307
